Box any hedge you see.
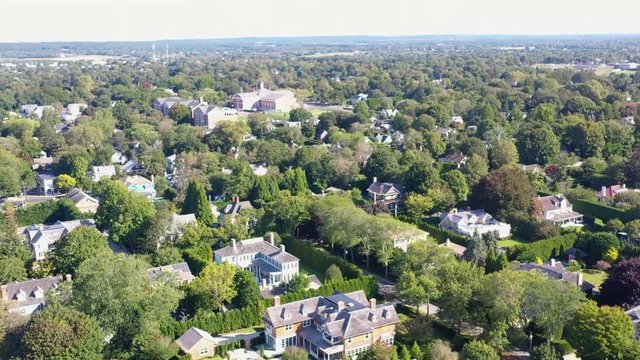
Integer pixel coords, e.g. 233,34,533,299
282,236,364,279
538,191,636,223
15,198,84,226
415,221,469,247
162,276,378,339
507,233,578,262
279,275,378,304
161,305,264,339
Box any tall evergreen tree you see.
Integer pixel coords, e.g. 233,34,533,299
182,180,214,226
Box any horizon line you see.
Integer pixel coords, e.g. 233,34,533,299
2,32,640,45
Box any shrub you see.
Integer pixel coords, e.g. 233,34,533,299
282,236,363,279
16,199,83,226
508,234,578,262
594,260,611,271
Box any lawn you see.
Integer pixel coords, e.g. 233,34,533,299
226,325,265,335
299,263,325,282
579,269,608,289
497,237,528,248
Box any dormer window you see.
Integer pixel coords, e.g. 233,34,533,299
32,287,44,299
14,289,26,302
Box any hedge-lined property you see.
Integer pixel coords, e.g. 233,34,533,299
15,198,84,226
280,275,378,304
161,305,264,339
416,221,469,246
282,236,364,279
507,233,578,262
538,191,637,223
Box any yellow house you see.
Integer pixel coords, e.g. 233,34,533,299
263,291,399,360
175,327,217,359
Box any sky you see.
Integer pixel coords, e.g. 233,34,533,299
1,0,639,42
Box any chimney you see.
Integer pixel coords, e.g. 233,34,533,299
337,301,345,312
270,232,275,246
623,183,627,189
151,174,155,183
550,259,556,267
0,285,7,300
64,274,72,282
262,278,267,288
373,176,378,184
601,186,607,197
273,295,280,306
576,273,583,286
235,196,240,203
446,239,451,246
450,208,458,214
280,244,285,253
369,298,376,310
466,206,471,211
232,239,237,252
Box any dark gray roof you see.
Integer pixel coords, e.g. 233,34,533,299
66,188,99,206
175,327,216,351
366,181,403,196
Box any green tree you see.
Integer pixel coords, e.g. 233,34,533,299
169,104,191,124
470,167,537,221
460,341,498,360
325,264,344,283
182,180,215,226
281,168,308,195
0,256,27,284
72,252,182,351
489,140,519,169
289,108,313,123
94,180,156,246
429,340,459,360
55,174,77,192
399,344,411,360
233,269,262,308
151,247,184,267
441,170,469,202
404,193,435,222
282,346,309,360
515,123,560,165
566,301,637,360
578,232,621,262
20,305,103,360
530,342,562,360
463,154,489,186
53,226,108,275
398,271,440,316
286,273,311,293
411,341,424,360
188,262,237,311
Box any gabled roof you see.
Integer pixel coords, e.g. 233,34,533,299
1,275,64,308
264,290,399,338
367,181,403,196
222,200,254,218
537,194,571,212
23,219,96,246
123,175,153,187
214,237,298,263
175,327,217,352
438,153,467,164
65,188,99,206
147,262,195,283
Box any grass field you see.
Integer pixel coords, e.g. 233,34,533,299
579,269,608,289
497,237,528,248
299,263,325,282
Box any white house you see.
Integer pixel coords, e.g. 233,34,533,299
20,219,97,260
36,173,56,195
439,209,511,239
90,165,116,182
192,105,238,129
350,93,368,105
449,116,464,129
111,151,128,165
537,194,584,227
214,234,299,289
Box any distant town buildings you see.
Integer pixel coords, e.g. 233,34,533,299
153,97,238,129
232,82,297,111
21,104,54,119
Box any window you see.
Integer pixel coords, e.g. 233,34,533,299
348,337,352,343
200,347,209,355
303,320,311,327
281,335,296,348
365,332,371,339
347,345,370,359
382,337,394,345
285,324,293,331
